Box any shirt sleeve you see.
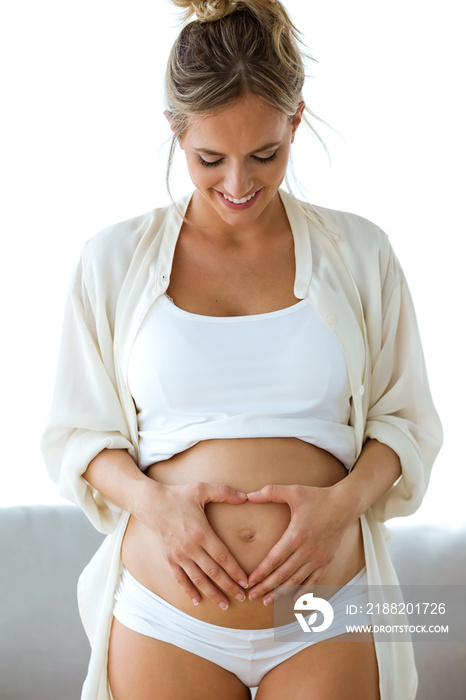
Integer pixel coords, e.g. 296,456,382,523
40,251,136,534
363,239,443,521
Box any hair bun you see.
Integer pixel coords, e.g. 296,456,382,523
171,0,239,23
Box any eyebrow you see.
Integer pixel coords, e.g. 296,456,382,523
194,141,281,157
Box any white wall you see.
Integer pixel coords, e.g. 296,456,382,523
1,0,464,523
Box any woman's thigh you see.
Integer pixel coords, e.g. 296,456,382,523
254,635,380,700
108,618,252,700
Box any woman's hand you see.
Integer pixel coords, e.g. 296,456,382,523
245,483,357,605
137,479,249,610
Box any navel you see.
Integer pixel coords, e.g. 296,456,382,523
238,527,256,542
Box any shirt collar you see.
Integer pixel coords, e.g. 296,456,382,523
278,188,313,299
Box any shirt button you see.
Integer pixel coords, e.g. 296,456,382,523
327,315,337,325
358,386,365,396
161,273,168,283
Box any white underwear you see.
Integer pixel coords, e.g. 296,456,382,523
113,567,371,688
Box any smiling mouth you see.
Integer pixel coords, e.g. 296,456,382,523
215,189,262,208
221,191,257,204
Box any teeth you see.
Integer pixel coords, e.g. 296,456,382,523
223,192,256,204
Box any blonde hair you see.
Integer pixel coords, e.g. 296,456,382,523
165,0,331,230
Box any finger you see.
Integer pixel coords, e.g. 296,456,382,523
245,484,290,504
169,562,203,606
247,527,299,587
292,567,328,602
249,561,309,605
254,563,328,606
182,559,241,610
248,550,304,601
169,535,248,602
182,516,249,590
268,562,313,604
188,485,250,588
200,529,249,591
195,549,248,602
196,482,247,505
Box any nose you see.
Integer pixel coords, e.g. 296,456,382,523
223,160,254,199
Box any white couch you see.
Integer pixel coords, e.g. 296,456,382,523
1,505,465,700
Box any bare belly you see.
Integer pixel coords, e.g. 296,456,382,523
121,438,365,629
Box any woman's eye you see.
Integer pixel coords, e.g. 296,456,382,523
252,152,278,164
199,157,224,168
198,151,278,168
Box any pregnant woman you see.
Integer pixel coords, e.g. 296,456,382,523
41,2,442,699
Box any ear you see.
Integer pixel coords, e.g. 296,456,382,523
291,101,305,143
164,110,177,133
164,110,185,150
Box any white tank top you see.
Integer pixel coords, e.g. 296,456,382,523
128,294,356,470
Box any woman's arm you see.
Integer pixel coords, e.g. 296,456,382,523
83,448,155,518
83,448,250,609
331,438,401,522
245,439,400,602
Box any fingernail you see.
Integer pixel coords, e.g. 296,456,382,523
249,592,258,601
247,491,259,497
237,491,247,498
263,597,273,607
192,598,199,606
239,580,249,589
219,601,229,610
236,593,246,602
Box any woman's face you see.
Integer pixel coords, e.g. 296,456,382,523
175,93,304,228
